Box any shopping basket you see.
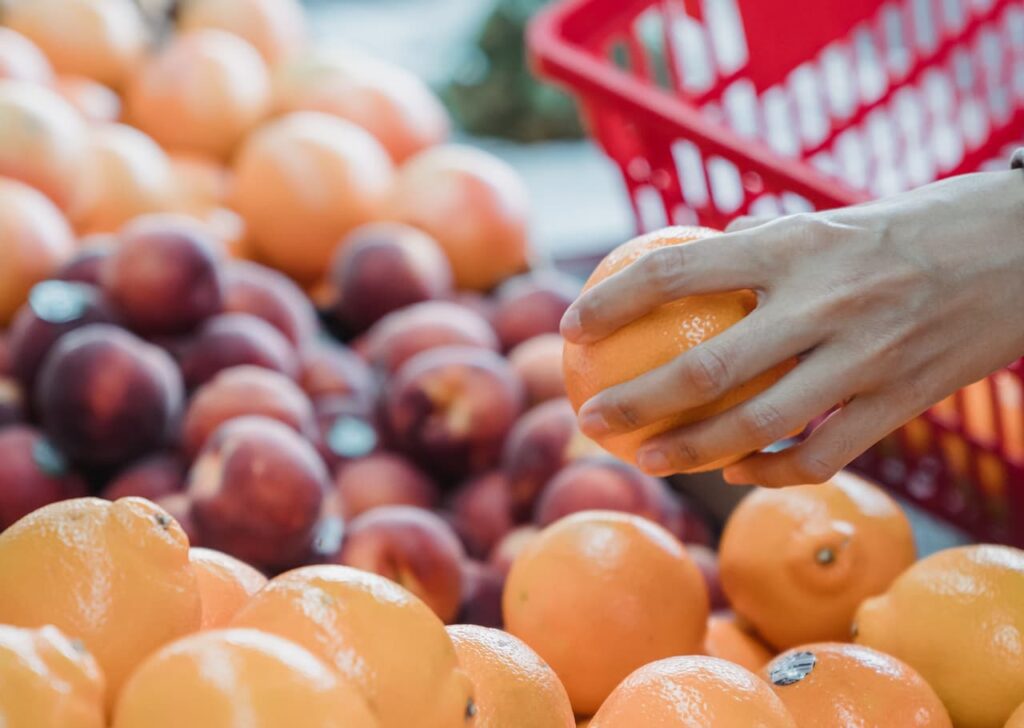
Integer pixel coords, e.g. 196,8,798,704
529,0,1024,544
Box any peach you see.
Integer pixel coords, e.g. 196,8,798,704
502,398,597,519
188,416,329,570
7,281,120,393
688,544,728,611
182,365,316,459
489,525,539,577
53,245,112,286
384,345,524,480
0,377,23,428
492,270,579,351
335,505,465,623
178,312,299,390
0,426,87,530
299,342,377,417
35,324,183,467
533,456,678,528
102,453,187,501
508,333,566,405
457,559,505,629
333,452,438,520
223,260,318,351
449,471,514,559
0,27,54,84
102,220,224,335
359,300,499,374
177,0,307,65
328,222,453,332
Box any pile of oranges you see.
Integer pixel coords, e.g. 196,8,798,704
1,0,1023,726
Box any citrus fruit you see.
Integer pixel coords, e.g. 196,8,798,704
563,225,794,470
112,628,377,728
169,153,232,216
273,47,449,163
190,546,268,629
0,27,55,84
0,178,75,325
0,80,89,212
447,624,575,728
230,565,474,728
232,111,393,283
3,0,147,89
703,613,774,673
589,655,797,728
0,497,202,706
764,642,951,727
386,144,529,291
54,75,121,123
125,29,270,160
855,544,1024,728
177,0,306,65
0,624,105,728
502,510,709,715
719,470,915,650
1007,701,1024,728
74,123,176,234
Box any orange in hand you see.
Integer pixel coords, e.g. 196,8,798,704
190,547,267,629
0,497,202,707
447,624,575,728
112,628,377,728
231,565,474,728
502,511,709,716
589,655,796,728
764,642,951,727
563,226,792,471
0,624,106,728
719,471,914,650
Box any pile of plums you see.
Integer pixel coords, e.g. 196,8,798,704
0,216,719,626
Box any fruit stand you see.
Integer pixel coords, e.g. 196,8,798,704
0,0,1022,726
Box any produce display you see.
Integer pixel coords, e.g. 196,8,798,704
0,0,1022,726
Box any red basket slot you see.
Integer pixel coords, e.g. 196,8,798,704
530,0,1024,543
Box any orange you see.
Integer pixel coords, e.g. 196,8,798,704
719,470,915,650
0,80,89,212
231,565,474,728
0,624,105,728
386,144,529,291
0,178,75,325
1007,701,1024,728
764,642,950,727
3,0,148,89
589,655,797,728
125,29,270,160
0,497,202,706
855,544,1024,728
563,226,793,470
190,546,268,629
177,0,307,65
0,27,55,84
502,511,709,715
703,613,774,673
54,75,121,123
273,47,449,163
447,624,574,728
73,123,176,234
112,628,377,728
232,111,393,283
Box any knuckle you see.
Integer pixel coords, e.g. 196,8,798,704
792,450,839,483
668,439,701,466
640,246,687,293
739,401,789,444
684,346,730,399
607,396,641,429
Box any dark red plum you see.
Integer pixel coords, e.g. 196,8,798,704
223,260,318,351
102,452,187,501
53,244,113,286
299,342,377,416
457,560,505,629
178,312,299,390
0,426,87,530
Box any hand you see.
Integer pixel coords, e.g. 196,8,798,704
561,171,1024,486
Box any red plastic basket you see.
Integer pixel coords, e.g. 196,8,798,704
529,0,1024,544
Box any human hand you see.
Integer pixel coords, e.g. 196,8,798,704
561,171,1024,486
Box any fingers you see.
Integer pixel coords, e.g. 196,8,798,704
721,392,912,486
577,303,818,438
631,352,851,476
560,231,769,344
725,215,775,233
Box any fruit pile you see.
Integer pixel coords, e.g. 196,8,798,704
1,0,1024,726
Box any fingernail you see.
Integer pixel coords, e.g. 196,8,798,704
579,408,610,437
637,448,670,474
560,308,582,340
723,466,750,485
